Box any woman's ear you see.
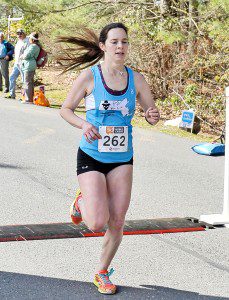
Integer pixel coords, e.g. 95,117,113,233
99,42,106,52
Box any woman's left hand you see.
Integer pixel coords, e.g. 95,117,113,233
145,107,160,125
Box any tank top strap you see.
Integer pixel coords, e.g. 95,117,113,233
126,67,135,89
90,65,99,90
90,64,99,77
126,67,136,95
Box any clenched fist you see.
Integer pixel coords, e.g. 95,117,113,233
82,122,102,144
145,107,160,125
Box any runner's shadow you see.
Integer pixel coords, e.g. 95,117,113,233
0,163,24,169
139,285,228,300
0,272,227,300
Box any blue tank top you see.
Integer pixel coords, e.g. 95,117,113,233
79,64,136,163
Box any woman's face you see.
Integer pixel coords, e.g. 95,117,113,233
100,28,129,63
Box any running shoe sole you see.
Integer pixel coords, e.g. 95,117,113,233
70,190,82,225
93,279,116,295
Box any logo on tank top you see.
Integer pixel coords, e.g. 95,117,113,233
102,100,110,110
99,99,130,116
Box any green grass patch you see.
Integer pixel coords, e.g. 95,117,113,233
45,90,67,105
132,117,215,142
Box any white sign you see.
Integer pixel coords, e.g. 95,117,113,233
179,110,195,131
8,17,23,21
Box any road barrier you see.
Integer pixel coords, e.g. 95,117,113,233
200,87,229,226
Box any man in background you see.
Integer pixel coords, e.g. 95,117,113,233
7,29,29,99
0,32,14,93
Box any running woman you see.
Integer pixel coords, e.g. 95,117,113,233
57,23,160,295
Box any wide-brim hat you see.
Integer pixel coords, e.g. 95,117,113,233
29,33,39,40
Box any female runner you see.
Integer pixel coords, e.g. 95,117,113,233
58,23,160,295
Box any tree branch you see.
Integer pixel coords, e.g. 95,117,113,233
19,0,157,14
170,5,202,34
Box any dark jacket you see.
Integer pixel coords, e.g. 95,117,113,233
3,40,14,61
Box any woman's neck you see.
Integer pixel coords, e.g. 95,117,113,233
101,61,126,77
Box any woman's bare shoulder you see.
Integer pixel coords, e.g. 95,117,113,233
71,68,93,89
74,68,94,96
133,70,146,93
78,68,93,81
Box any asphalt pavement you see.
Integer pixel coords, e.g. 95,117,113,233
0,97,228,299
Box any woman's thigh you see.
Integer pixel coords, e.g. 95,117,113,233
106,164,133,223
78,171,109,223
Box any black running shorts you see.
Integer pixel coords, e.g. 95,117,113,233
77,147,133,176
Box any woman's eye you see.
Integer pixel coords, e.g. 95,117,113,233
111,41,128,45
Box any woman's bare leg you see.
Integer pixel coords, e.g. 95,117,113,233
98,165,133,271
78,165,132,271
77,171,109,230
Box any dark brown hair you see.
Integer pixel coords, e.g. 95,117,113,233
56,23,128,72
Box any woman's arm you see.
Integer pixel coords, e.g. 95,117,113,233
21,45,33,60
134,72,160,125
60,69,101,143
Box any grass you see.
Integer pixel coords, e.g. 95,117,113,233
132,117,216,142
45,90,68,106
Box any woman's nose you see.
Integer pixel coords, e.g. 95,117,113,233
117,42,123,48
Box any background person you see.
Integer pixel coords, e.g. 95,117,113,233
20,32,40,103
0,32,14,93
0,70,2,91
6,29,29,99
58,23,160,295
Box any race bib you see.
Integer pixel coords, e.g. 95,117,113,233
98,126,128,152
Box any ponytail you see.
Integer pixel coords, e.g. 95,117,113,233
56,27,103,72
56,23,128,72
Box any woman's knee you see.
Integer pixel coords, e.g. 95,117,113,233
108,218,125,231
86,215,109,232
87,221,106,232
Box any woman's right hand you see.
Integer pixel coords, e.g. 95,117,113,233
82,122,102,144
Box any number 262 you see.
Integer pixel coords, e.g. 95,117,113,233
103,135,125,147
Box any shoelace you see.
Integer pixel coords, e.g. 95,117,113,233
99,268,115,285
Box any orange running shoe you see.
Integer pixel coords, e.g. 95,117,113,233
70,189,82,225
93,268,117,295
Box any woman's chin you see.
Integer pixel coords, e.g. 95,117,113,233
113,56,126,63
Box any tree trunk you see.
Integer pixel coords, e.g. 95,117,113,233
188,0,198,54
160,0,170,15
